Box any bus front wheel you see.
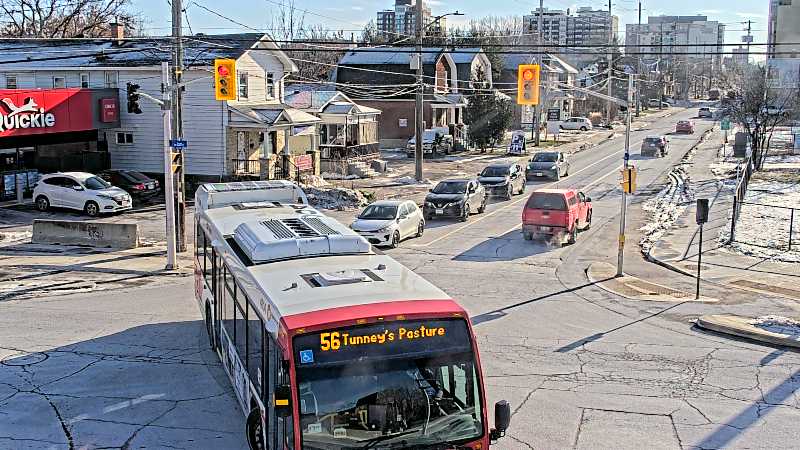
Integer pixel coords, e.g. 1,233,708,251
246,408,265,450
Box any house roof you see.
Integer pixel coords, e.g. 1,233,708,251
229,104,321,126
547,54,579,74
0,33,295,70
339,47,444,65
447,48,484,65
320,102,381,115
283,91,342,110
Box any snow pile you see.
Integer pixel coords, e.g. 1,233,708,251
321,171,360,180
720,180,800,262
301,175,330,188
304,186,369,210
393,176,433,186
765,154,800,164
639,166,695,255
0,230,31,244
749,316,800,340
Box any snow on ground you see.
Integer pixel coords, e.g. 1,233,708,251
321,171,361,180
719,179,800,263
749,316,800,340
0,230,31,244
304,186,370,210
639,166,695,255
393,176,433,186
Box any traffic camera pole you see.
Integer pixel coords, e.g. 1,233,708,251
161,62,178,270
171,0,187,252
414,0,424,182
616,74,634,277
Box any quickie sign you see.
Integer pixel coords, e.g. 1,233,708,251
0,89,95,138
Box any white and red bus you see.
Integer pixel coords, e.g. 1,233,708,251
194,181,511,450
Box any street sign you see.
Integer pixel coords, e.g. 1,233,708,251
720,119,731,130
547,108,561,121
169,139,187,149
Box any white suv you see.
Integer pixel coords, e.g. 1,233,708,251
34,172,133,217
559,117,593,131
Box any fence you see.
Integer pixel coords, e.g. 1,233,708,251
731,201,797,251
728,154,755,244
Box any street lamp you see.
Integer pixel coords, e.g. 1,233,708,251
414,10,464,182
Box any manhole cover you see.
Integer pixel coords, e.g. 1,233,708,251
1,351,48,366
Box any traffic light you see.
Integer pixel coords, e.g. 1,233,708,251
126,82,142,114
214,59,236,101
517,64,540,106
620,166,638,193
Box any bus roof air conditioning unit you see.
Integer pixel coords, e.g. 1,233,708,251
233,215,370,263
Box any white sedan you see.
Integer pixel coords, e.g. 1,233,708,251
350,200,425,248
559,117,593,131
33,172,133,217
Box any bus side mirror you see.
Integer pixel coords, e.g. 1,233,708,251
490,400,511,441
274,384,293,417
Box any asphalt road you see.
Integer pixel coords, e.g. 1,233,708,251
2,107,799,449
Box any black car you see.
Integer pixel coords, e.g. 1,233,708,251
478,162,526,200
99,169,160,201
423,179,487,222
526,152,570,180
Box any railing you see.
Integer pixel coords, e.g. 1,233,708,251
728,154,755,244
231,159,260,176
731,202,797,252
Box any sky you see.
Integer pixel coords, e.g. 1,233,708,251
137,0,771,51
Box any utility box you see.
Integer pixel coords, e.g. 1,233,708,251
733,132,749,157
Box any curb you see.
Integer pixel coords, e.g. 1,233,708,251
696,314,800,348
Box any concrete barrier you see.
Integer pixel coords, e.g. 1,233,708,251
32,219,139,249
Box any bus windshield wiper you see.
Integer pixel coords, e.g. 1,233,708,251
360,428,420,449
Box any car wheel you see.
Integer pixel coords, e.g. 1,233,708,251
390,230,400,248
584,209,593,230
35,195,50,212
84,201,100,217
567,223,578,245
518,182,526,195
580,126,587,131
564,167,569,177
246,408,265,450
460,204,470,222
554,171,561,181
478,199,486,214
416,221,424,237
523,232,533,241
506,185,513,200
424,213,432,221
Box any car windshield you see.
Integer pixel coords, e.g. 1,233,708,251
526,192,568,211
432,181,467,194
126,171,151,182
481,166,509,177
84,176,111,190
359,205,398,220
644,137,662,144
294,320,483,450
532,153,559,163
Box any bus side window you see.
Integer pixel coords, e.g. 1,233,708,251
247,302,263,396
234,290,248,370
222,265,235,342
203,231,212,283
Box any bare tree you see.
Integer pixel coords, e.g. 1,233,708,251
0,0,140,38
285,25,349,81
267,0,306,42
721,64,799,169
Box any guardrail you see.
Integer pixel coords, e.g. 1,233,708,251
728,154,755,244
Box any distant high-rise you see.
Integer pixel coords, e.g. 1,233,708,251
523,7,619,48
625,16,725,68
376,0,444,39
766,0,800,93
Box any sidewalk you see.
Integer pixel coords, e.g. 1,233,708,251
647,130,800,301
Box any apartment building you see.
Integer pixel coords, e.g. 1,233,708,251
376,0,445,38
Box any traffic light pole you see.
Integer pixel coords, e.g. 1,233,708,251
616,75,634,277
161,62,178,270
171,0,187,253
414,0,424,182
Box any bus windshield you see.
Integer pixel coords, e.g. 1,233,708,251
293,320,483,449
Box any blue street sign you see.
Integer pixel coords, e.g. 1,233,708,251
169,139,187,149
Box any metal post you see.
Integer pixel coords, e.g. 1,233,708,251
616,74,634,277
729,196,737,244
533,0,544,146
635,0,641,117
789,208,795,251
696,224,703,300
162,62,177,270
171,0,187,252
606,0,613,125
414,0,424,181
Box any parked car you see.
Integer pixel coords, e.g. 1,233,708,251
522,189,592,245
99,169,160,201
641,135,669,157
478,162,526,200
560,117,593,131
698,107,713,118
675,120,695,134
406,129,453,157
648,99,670,108
526,151,570,180
350,200,424,248
423,178,486,222
33,172,132,217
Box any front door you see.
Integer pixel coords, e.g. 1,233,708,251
60,177,84,209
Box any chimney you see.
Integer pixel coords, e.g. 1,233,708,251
110,22,124,44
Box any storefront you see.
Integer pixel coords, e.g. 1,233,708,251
0,88,119,202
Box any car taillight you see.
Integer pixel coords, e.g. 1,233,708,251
154,180,159,187
133,184,145,190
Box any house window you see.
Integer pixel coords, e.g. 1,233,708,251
80,73,89,88
5,75,17,89
238,73,248,99
52,76,66,88
105,72,118,88
116,132,134,145
266,73,275,99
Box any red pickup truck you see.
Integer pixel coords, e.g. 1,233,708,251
522,189,592,245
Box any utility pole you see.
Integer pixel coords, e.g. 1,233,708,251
684,24,691,102
606,0,613,125
533,0,544,146
616,74,634,277
744,20,752,59
635,0,642,117
161,62,177,270
171,0,187,252
414,0,424,181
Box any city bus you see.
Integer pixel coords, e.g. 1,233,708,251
194,180,511,450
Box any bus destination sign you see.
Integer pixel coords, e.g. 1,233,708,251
294,319,471,367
